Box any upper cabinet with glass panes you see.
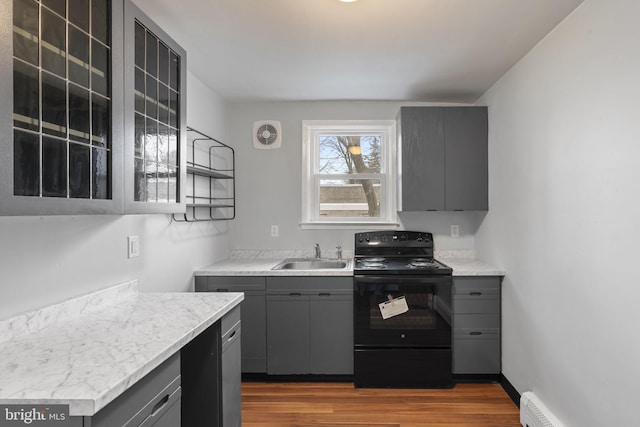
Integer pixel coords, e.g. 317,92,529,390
0,0,185,215
123,0,186,214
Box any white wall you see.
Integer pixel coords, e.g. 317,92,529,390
476,0,640,425
227,101,483,254
0,71,230,320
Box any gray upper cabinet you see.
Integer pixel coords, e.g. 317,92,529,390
1,0,125,215
397,106,488,211
122,0,186,214
0,0,186,215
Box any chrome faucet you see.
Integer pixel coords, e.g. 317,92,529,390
336,245,343,260
314,243,321,259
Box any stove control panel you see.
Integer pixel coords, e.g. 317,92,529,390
355,231,433,248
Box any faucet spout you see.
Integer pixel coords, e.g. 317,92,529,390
314,243,321,259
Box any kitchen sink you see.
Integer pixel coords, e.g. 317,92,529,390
272,258,349,270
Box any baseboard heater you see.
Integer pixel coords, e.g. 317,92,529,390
520,391,565,427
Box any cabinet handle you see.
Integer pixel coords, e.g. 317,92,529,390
227,330,237,341
470,331,482,336
469,292,482,296
289,292,302,296
216,288,229,292
318,292,331,296
151,394,170,415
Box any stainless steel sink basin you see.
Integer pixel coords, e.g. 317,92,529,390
272,258,348,270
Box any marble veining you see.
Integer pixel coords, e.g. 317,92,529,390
0,282,243,416
0,281,138,344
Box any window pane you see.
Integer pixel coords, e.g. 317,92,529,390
319,178,381,218
41,8,66,77
14,130,40,196
319,135,381,174
69,84,91,143
68,25,90,86
42,136,67,197
41,72,67,137
69,0,89,32
69,142,91,198
92,147,110,199
91,0,110,45
13,0,40,65
13,60,40,131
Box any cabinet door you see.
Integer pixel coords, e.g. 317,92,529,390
444,107,488,211
203,276,267,373
398,107,445,211
221,322,242,427
309,292,353,375
1,0,125,215
122,0,186,214
266,294,310,374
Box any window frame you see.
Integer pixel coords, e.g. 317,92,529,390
301,120,398,229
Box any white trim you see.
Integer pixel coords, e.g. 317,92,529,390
301,120,398,228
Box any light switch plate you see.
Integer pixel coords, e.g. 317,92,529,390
128,236,140,258
451,225,459,238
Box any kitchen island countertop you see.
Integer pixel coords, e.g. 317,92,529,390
0,281,243,416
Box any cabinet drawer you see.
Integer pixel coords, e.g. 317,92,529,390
453,296,500,314
453,313,500,330
266,276,352,295
91,353,180,427
208,276,266,292
222,305,241,335
453,332,500,374
452,277,500,296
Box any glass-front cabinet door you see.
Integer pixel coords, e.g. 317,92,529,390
123,0,186,214
0,0,185,215
0,0,124,215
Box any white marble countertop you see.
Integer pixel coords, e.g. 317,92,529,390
194,250,504,277
0,281,243,417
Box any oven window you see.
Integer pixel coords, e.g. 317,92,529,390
354,278,452,347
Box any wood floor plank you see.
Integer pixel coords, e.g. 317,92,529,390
242,382,520,426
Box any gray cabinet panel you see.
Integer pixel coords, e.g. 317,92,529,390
221,320,242,427
398,107,445,211
452,276,501,375
397,106,488,212
453,332,500,374
266,276,353,375
444,107,488,211
196,276,267,373
309,293,353,375
266,294,310,374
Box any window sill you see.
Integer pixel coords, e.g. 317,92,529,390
299,221,399,230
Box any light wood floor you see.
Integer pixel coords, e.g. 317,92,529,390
242,382,520,427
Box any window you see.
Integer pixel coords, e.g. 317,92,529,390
301,120,397,228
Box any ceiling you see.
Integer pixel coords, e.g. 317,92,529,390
132,0,584,103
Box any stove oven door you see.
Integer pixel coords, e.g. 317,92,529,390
353,275,452,348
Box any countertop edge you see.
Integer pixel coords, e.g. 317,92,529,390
0,285,244,417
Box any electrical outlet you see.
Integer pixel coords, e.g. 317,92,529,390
450,225,459,239
271,225,279,237
128,236,140,258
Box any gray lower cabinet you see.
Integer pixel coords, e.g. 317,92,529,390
84,353,182,427
195,276,266,373
397,106,488,211
266,276,353,375
452,277,501,375
181,306,242,427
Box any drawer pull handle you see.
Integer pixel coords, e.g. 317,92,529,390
318,293,331,296
217,288,229,292
227,330,237,341
151,394,170,415
469,292,482,296
289,292,302,296
470,331,482,336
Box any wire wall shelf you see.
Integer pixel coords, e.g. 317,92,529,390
172,127,235,222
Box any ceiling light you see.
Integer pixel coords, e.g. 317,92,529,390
339,0,358,2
